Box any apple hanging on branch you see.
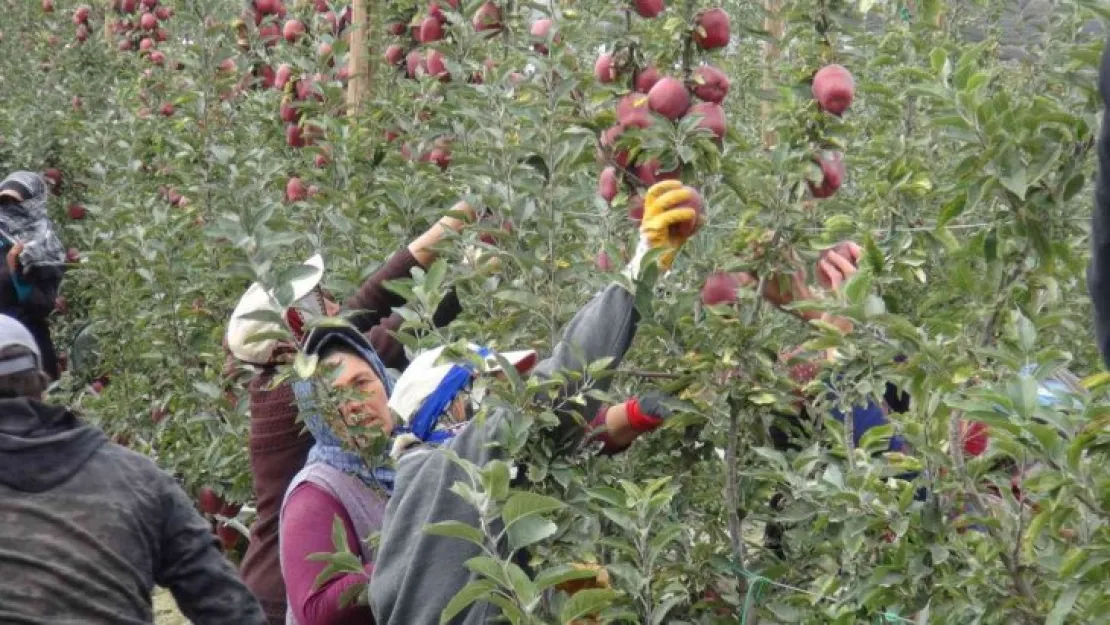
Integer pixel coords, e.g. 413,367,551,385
808,151,846,199
812,64,855,116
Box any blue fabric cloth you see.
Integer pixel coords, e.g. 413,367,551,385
8,272,30,303
292,336,398,494
402,345,492,445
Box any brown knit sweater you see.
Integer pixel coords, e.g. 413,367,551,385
238,248,462,624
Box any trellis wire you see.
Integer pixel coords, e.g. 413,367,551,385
729,562,916,624
562,213,1091,234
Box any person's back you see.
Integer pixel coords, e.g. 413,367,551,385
0,315,265,625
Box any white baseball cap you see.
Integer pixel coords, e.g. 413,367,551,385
225,254,325,365
388,343,538,426
0,314,42,375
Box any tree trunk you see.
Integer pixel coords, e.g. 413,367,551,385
346,0,371,116
761,0,784,150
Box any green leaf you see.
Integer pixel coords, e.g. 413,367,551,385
559,588,620,623
465,556,509,588
501,491,565,527
506,515,558,551
482,460,512,501
424,520,485,547
1046,585,1080,625
439,580,496,625
535,565,604,591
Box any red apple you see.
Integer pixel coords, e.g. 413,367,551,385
286,123,306,147
318,42,334,64
427,146,451,170
628,194,645,222
692,65,729,103
473,1,502,32
216,523,240,551
67,203,87,219
197,487,224,515
120,0,137,12
285,177,307,202
419,16,443,42
154,28,168,42
594,53,617,83
670,185,703,238
255,0,278,14
647,76,690,120
812,64,854,116
427,0,459,21
406,50,425,78
220,501,242,518
217,58,237,75
596,251,613,271
140,0,157,9
149,50,166,66
689,102,726,139
42,0,54,13
633,0,664,18
43,168,62,191
76,25,90,43
694,8,730,50
275,63,293,89
140,12,157,30
259,23,281,46
598,167,619,203
530,18,554,54
633,158,662,186
601,125,631,169
963,421,989,457
314,152,330,168
616,93,652,126
701,271,743,306
159,102,174,116
155,6,170,20
808,151,845,199
385,44,405,66
258,64,277,89
139,37,154,50
283,19,306,43
634,66,660,93
74,6,90,24
425,49,448,81
387,21,406,35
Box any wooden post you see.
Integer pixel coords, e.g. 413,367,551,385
761,0,784,150
346,0,371,116
103,0,113,46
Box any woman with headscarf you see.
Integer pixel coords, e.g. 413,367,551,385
0,172,66,380
278,324,397,625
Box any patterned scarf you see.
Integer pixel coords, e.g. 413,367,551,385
0,172,66,271
291,342,398,494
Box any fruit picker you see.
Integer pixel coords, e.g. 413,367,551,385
366,180,702,625
0,171,66,381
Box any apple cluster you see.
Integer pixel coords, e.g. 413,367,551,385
108,0,175,62
196,486,245,552
807,64,855,199
381,1,507,170
595,6,730,223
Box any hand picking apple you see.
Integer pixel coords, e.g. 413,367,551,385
624,180,703,278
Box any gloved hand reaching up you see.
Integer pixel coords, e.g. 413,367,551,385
625,181,703,278
589,391,675,454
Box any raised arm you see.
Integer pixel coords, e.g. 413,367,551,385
346,202,474,333
1090,39,1110,367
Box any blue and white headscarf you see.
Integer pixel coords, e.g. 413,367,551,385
292,331,398,493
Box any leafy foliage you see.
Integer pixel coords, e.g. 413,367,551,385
2,0,1108,622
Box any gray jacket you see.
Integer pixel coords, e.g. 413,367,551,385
0,398,266,625
369,283,640,625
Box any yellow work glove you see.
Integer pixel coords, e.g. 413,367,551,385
624,181,701,278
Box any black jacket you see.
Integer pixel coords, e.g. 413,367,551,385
0,398,266,624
